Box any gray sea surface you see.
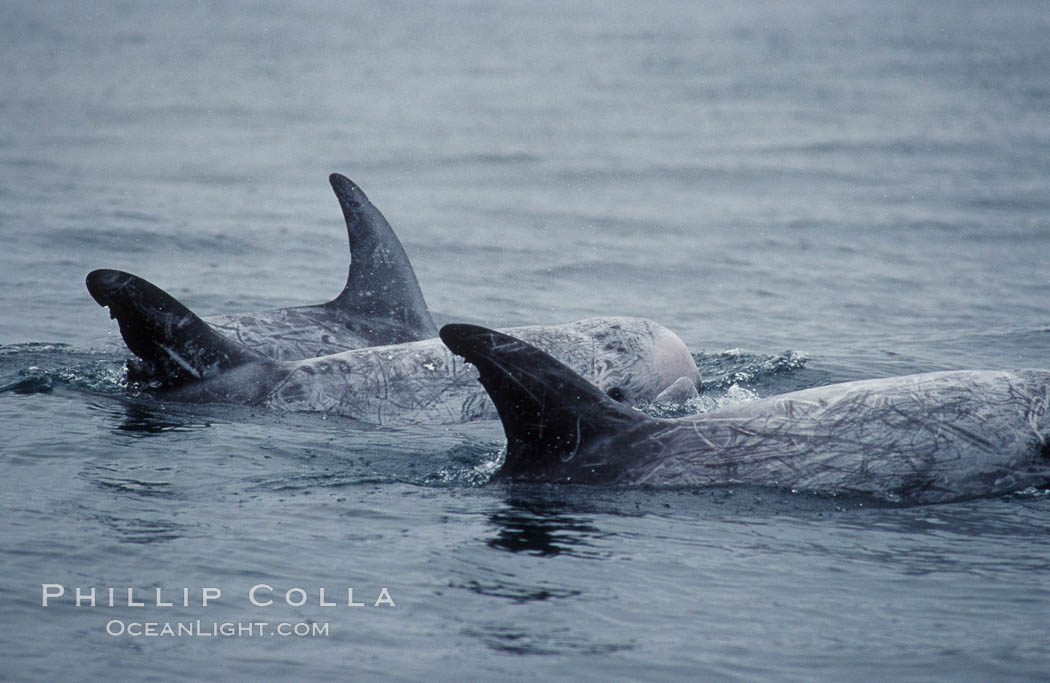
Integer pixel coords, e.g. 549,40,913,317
1,1,1048,680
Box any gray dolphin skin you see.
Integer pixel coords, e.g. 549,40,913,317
198,173,437,359
440,324,1050,504
85,269,700,425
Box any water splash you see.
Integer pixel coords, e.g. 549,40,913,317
694,348,809,392
0,346,129,397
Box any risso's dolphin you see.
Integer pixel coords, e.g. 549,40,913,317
85,270,700,425
440,324,1050,504
101,173,436,360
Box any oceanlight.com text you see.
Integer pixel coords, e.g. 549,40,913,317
105,620,330,638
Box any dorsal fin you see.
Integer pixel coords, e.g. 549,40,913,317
439,323,652,480
327,173,437,340
86,269,264,387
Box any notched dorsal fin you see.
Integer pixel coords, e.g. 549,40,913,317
328,173,437,340
86,269,264,388
440,323,650,480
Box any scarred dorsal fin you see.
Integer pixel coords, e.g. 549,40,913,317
86,269,264,387
439,323,652,480
327,173,437,341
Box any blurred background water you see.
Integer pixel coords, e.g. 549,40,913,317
1,1,1048,679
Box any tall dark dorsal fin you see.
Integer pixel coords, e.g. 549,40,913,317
86,269,265,387
439,323,652,480
327,173,437,340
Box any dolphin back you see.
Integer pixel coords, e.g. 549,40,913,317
197,174,438,360
440,323,653,480
442,323,1050,500
86,269,265,388
327,173,438,343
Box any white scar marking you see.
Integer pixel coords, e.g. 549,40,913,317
159,344,202,379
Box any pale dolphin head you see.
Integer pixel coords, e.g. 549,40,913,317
538,317,700,405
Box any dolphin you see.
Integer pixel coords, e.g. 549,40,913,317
85,270,700,425
440,324,1050,504
160,173,436,360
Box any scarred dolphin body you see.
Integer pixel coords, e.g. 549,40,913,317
440,324,1050,504
86,270,700,425
91,173,437,359
202,173,437,358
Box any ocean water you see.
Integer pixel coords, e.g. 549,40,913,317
2,1,1049,680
